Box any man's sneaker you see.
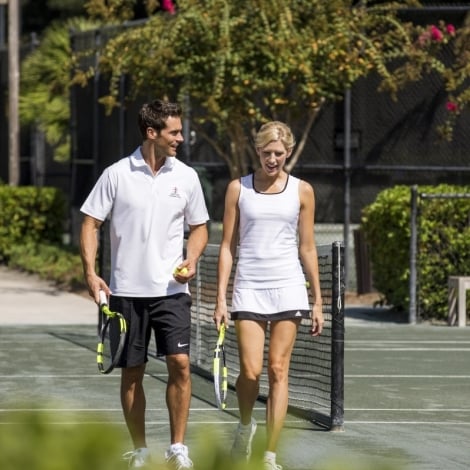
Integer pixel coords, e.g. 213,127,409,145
122,448,151,468
264,459,283,470
165,443,194,470
231,417,257,460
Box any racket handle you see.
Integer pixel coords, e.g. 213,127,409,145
99,290,108,307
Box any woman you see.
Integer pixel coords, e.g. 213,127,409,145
213,121,323,470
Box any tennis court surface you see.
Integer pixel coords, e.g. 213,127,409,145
0,267,469,470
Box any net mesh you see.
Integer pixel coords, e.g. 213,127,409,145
189,242,345,429
98,228,344,429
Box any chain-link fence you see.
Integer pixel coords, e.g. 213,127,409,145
409,187,470,323
1,6,469,292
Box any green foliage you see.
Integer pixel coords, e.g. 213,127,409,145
19,17,99,162
0,410,408,470
6,242,85,290
361,186,412,310
192,426,408,470
435,15,470,141
0,408,126,470
84,0,138,22
78,0,467,177
0,185,66,261
0,186,86,290
416,186,470,319
361,184,470,320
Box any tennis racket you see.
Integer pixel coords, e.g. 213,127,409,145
213,323,228,410
97,290,127,374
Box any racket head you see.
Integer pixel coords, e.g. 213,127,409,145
213,324,228,410
97,299,127,374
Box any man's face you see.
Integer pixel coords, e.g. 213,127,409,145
154,116,184,157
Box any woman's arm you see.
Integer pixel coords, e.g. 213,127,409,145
298,180,324,336
213,179,241,330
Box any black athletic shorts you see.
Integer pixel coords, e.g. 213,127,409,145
109,293,192,368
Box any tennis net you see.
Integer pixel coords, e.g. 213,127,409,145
189,241,345,431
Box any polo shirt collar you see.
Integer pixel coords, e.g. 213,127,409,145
130,147,176,171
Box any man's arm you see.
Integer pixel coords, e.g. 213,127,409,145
185,223,209,272
79,214,107,302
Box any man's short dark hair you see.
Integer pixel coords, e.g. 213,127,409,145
138,99,182,138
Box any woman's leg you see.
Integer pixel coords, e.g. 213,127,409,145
266,319,300,452
235,319,266,423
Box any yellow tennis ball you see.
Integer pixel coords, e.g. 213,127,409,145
175,267,189,275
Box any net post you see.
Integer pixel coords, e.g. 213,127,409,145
330,241,345,431
409,185,418,325
194,253,203,366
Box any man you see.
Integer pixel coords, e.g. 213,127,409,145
80,99,209,469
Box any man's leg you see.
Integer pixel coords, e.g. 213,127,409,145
121,364,147,449
166,353,191,444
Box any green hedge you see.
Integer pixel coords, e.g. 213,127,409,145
6,241,84,290
0,185,66,261
361,184,470,320
0,185,86,290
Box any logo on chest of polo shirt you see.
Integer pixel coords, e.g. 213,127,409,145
169,186,181,198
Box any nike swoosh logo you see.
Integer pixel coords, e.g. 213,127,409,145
178,342,189,348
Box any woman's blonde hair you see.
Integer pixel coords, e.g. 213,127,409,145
254,121,296,151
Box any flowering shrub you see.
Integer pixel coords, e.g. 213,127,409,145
446,101,458,112
417,22,455,46
25,0,464,175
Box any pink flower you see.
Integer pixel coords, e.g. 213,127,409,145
446,101,458,113
417,31,431,46
430,25,443,42
446,24,456,36
161,0,176,14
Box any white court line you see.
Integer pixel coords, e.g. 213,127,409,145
4,374,469,379
0,420,263,426
1,419,469,426
344,421,470,425
345,374,470,378
346,408,470,412
1,421,468,426
0,405,264,414
0,348,94,352
347,340,470,344
2,407,468,413
1,410,468,426
346,348,470,351
0,374,168,378
0,407,264,413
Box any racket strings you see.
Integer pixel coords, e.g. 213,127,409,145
214,326,228,410
97,305,128,374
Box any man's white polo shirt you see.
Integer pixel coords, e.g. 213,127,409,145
80,147,209,297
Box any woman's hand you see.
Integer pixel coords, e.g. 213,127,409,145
311,303,324,336
213,300,229,331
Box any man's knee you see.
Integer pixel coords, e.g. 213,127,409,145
122,364,146,385
167,354,190,381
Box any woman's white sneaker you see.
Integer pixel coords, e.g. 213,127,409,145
231,417,257,460
264,458,283,470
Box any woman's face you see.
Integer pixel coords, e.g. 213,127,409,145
257,140,291,176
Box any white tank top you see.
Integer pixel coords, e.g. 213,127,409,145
235,174,306,288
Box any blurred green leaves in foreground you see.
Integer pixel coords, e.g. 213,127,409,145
0,408,407,470
0,407,126,470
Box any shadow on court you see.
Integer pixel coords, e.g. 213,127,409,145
1,307,469,470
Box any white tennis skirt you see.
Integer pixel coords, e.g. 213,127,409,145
231,284,310,321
